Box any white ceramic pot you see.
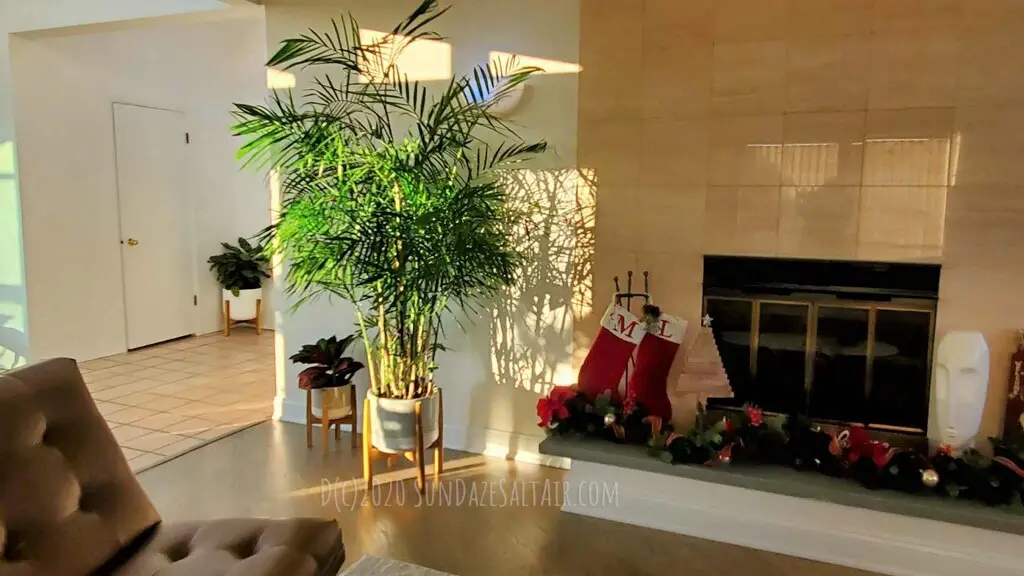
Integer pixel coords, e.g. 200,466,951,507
312,385,354,419
369,389,440,453
223,288,260,321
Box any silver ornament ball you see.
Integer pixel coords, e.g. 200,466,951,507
603,413,617,427
922,469,940,488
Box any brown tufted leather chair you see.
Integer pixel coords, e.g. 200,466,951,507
0,359,344,576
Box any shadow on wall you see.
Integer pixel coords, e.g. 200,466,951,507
463,167,594,458
0,141,28,370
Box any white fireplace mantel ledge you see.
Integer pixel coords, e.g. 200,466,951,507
540,436,1024,576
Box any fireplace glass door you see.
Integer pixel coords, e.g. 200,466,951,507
705,296,934,433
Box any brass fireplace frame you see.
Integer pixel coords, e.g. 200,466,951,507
703,294,937,433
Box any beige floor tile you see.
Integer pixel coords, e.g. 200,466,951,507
149,382,195,397
95,401,129,417
147,371,193,384
154,437,205,456
169,401,221,418
159,360,199,371
132,412,188,431
204,391,252,406
88,331,273,470
107,380,162,396
156,351,192,361
116,392,164,406
123,431,190,452
174,386,220,401
129,452,166,472
195,424,243,441
132,357,175,368
121,447,146,460
86,373,137,388
131,367,173,379
80,358,125,372
91,386,135,402
106,406,160,425
139,396,191,412
163,417,218,436
112,424,151,444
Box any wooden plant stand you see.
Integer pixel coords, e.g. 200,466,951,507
305,385,359,455
362,389,444,494
223,298,263,336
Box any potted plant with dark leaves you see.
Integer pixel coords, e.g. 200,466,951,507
207,237,270,325
233,0,544,453
290,335,365,418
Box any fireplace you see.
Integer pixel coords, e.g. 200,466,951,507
703,256,940,433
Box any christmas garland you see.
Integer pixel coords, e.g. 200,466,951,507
538,387,1024,509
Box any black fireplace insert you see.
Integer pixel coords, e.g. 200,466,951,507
703,256,940,433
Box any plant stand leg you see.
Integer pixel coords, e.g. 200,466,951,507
362,397,373,487
434,388,444,482
223,300,231,336
305,389,313,448
414,400,426,494
334,422,341,441
350,385,358,450
321,405,330,456
255,298,263,335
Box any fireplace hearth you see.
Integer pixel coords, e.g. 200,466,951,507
703,256,940,433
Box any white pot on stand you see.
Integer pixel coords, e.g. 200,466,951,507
223,288,261,321
368,389,441,453
312,385,354,419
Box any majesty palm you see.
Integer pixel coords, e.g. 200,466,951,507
233,0,546,399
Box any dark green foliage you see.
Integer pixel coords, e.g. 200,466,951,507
207,237,270,296
232,0,547,399
289,335,364,390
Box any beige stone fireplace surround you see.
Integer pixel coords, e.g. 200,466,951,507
574,0,1024,439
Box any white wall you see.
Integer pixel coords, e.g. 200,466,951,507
9,7,271,362
0,0,239,368
263,0,580,464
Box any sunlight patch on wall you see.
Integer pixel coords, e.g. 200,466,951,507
266,67,296,90
490,168,592,395
488,51,582,75
0,141,28,370
358,29,452,83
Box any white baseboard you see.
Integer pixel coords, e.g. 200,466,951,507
562,460,1024,576
272,396,568,469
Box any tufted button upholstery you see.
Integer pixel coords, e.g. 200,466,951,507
0,359,162,576
0,360,344,576
111,519,344,576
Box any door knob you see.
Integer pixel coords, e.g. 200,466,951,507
126,238,139,246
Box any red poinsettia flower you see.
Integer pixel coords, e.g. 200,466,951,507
537,386,574,427
724,419,735,432
744,404,764,427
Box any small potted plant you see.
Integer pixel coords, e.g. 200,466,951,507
208,237,270,324
290,335,365,417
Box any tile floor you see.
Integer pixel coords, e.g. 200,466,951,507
79,330,275,472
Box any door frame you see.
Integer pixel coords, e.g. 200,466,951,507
111,101,198,350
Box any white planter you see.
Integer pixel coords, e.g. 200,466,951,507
311,386,353,419
223,288,260,321
369,389,440,453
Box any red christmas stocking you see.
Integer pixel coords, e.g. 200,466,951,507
627,313,686,421
578,303,646,399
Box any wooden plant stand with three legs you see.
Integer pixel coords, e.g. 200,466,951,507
362,389,444,494
223,298,263,336
305,385,359,456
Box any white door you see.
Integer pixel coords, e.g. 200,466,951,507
113,103,194,349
